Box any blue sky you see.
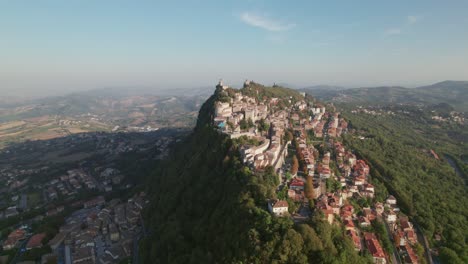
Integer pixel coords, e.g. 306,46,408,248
1,0,468,96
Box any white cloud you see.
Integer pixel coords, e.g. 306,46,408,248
384,28,401,36
240,12,295,32
407,15,423,24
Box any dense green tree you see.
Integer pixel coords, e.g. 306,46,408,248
291,156,299,176
284,130,293,142
239,118,248,130
305,176,314,200
257,118,270,133
439,247,465,264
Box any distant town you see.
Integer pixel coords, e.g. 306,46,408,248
0,128,188,264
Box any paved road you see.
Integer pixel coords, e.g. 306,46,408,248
413,222,434,264
293,203,312,223
132,232,141,264
9,235,31,264
132,213,149,264
55,245,65,264
19,194,27,210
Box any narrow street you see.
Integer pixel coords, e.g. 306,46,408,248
381,218,400,264
9,234,31,264
414,222,435,264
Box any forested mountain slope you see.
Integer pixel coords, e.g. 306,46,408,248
140,85,370,264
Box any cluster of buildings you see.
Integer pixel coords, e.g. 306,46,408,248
312,142,382,257
99,168,124,193
1,167,48,190
1,194,147,264
0,130,170,215
0,206,20,219
332,141,376,199
353,104,467,126
0,125,183,264
239,109,290,170
213,81,294,171
279,109,420,263
291,106,346,139
287,178,306,202
2,228,28,250
300,105,326,138
211,81,424,264
47,193,147,264
313,181,389,263
431,111,465,124
351,107,395,116
0,167,47,214
293,128,318,176
1,227,47,257
288,128,323,201
43,166,128,204
384,196,420,264
0,129,176,224
46,169,98,200
327,112,348,138
213,87,268,137
285,107,350,202
313,159,421,264
392,216,419,263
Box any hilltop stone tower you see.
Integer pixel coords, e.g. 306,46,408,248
216,79,228,90
243,79,251,88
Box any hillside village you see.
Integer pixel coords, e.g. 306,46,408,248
0,129,186,264
1,193,148,264
212,80,425,264
0,130,176,217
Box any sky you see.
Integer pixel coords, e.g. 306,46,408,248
1,0,468,96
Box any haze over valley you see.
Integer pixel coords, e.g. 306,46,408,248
1,1,467,264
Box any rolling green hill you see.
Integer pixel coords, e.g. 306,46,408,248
301,81,468,111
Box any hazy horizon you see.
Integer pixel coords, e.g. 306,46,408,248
2,1,468,97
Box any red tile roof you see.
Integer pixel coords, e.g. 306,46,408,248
289,178,304,187
364,232,385,258
273,200,288,208
8,229,26,240
404,244,419,263
344,219,355,228
347,230,362,250
406,230,417,243
400,217,412,230
26,233,46,249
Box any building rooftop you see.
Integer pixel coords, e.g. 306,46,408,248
26,233,46,249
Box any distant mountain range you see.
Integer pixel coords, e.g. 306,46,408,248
1,80,466,122
0,88,209,126
0,86,213,108
77,86,214,98
301,84,346,91
299,81,468,111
